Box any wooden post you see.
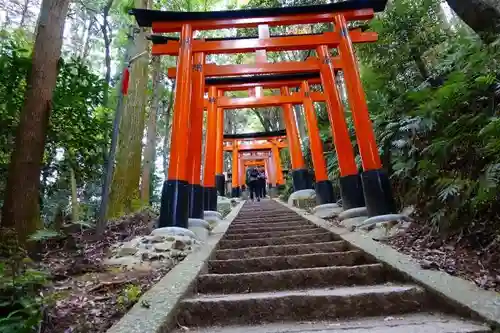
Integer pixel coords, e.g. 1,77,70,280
238,155,245,193
271,141,284,186
215,90,225,197
317,45,364,209
231,142,240,197
335,14,395,216
202,86,218,211
280,86,311,191
186,52,206,219
301,81,335,205
159,23,193,228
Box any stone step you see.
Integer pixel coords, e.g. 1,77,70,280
218,232,336,249
236,210,295,215
228,221,309,230
215,241,348,260
208,250,368,274
173,313,490,333
178,284,427,327
232,216,305,224
197,264,386,294
225,224,317,235
223,227,325,241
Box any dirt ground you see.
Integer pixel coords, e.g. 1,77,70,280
40,210,181,333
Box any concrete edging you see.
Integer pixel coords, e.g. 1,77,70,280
107,201,245,333
274,199,500,327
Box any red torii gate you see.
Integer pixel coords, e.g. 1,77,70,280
201,73,322,209
131,0,395,229
224,132,287,196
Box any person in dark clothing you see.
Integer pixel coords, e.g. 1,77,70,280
247,167,260,202
257,167,267,198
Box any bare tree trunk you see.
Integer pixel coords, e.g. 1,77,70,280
81,17,95,60
412,53,430,81
253,109,272,132
1,0,71,243
224,110,234,134
19,0,31,28
141,56,161,204
446,0,500,43
294,105,306,143
100,0,113,107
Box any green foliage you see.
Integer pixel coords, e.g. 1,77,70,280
0,31,111,222
28,229,62,242
0,264,47,333
0,230,48,333
117,284,142,311
279,174,295,201
338,0,500,238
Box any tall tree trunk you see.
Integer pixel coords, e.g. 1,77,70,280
253,109,272,132
294,105,306,144
412,53,430,81
141,56,161,204
446,0,500,43
107,0,150,218
273,107,284,130
100,0,113,107
81,17,95,60
224,110,234,134
19,0,31,28
1,0,71,243
162,86,174,179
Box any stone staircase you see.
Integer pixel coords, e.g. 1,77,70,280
174,200,490,332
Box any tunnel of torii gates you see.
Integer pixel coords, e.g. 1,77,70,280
223,131,288,197
131,0,396,229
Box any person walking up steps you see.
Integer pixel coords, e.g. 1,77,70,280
257,167,267,198
247,167,260,202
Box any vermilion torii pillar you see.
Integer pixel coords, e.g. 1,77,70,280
215,90,226,197
186,52,206,219
280,86,310,191
230,141,240,197
202,86,218,212
270,140,285,188
300,80,335,204
157,23,193,229
335,14,396,216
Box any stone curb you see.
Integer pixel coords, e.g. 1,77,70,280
274,199,500,327
106,201,245,333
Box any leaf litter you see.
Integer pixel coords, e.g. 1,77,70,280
39,209,182,333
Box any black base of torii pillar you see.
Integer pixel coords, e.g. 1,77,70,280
215,174,225,197
187,184,204,219
203,186,218,211
362,169,396,216
315,180,336,205
159,180,189,228
231,187,241,197
339,174,365,210
291,168,313,191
